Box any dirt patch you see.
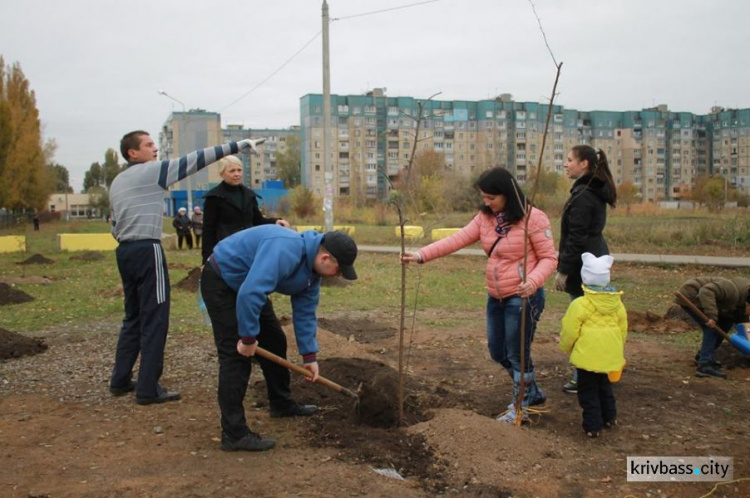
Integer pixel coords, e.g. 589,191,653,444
0,283,34,306
3,308,750,496
98,284,123,298
629,310,697,334
69,251,105,262
0,327,47,359
318,316,397,343
16,253,54,265
173,267,201,292
167,262,193,270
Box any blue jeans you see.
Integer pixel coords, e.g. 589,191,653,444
486,289,545,373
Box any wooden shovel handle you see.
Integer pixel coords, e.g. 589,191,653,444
255,346,358,399
674,291,731,340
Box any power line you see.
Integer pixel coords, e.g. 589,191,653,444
220,0,444,112
219,30,322,112
331,0,442,22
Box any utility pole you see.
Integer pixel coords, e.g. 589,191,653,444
322,0,333,232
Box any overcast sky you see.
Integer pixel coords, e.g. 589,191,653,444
2,0,748,191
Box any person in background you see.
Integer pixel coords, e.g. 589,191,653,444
32,211,40,231
108,129,262,405
173,207,193,250
191,206,203,249
201,226,358,451
674,276,750,378
555,145,617,394
402,167,557,423
559,253,627,438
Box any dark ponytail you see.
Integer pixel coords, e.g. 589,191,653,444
571,145,617,207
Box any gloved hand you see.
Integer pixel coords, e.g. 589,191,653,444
554,272,568,292
238,138,266,154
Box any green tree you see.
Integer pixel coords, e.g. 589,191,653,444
102,148,123,188
47,162,72,192
0,57,55,210
83,162,103,191
276,134,301,188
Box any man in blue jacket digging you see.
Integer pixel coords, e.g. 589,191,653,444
201,225,358,452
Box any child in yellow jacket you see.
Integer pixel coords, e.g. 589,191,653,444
559,253,627,437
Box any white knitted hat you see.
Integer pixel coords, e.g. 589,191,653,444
581,252,613,286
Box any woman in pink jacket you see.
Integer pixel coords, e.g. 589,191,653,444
402,167,557,423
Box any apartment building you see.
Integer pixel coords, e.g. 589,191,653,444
300,91,750,202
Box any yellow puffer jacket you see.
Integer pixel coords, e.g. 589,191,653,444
559,285,628,373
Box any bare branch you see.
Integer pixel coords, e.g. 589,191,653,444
527,0,558,67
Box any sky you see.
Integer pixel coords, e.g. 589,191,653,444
2,0,749,192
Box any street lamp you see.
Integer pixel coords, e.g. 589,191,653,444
157,90,193,214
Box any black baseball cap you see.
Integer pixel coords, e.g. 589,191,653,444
322,231,358,280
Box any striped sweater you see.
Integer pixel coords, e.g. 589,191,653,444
110,142,244,242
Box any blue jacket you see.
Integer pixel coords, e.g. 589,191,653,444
212,225,323,357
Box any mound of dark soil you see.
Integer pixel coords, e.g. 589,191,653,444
0,327,47,359
17,253,55,265
173,267,201,293
69,251,105,262
0,283,34,306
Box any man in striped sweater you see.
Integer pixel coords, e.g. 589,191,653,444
108,130,262,405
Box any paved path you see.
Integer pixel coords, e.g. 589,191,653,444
359,245,750,268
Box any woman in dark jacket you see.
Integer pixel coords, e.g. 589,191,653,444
201,155,313,419
201,155,290,264
554,145,617,393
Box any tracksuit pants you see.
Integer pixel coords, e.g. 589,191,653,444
111,240,170,399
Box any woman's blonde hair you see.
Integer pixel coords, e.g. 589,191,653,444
217,155,243,176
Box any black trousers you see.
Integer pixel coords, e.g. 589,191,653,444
176,231,193,249
111,240,170,398
201,263,292,439
576,368,616,433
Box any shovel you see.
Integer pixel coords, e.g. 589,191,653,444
255,346,359,399
674,291,750,356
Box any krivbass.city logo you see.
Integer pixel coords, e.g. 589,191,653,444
627,457,733,482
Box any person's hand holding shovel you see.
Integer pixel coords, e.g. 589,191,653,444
236,340,258,357
303,361,320,382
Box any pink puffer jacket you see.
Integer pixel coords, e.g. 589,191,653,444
419,208,557,299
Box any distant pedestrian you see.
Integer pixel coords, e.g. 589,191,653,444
173,207,193,250
191,206,203,249
32,212,40,231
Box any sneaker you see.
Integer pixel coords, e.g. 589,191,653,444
604,419,618,429
495,405,530,424
562,380,578,394
270,402,318,418
109,380,136,396
586,431,600,438
695,364,727,379
221,431,276,452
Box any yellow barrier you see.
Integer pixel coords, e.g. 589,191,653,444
431,228,461,241
295,225,355,235
57,233,118,252
295,225,323,233
396,225,425,240
0,235,26,253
